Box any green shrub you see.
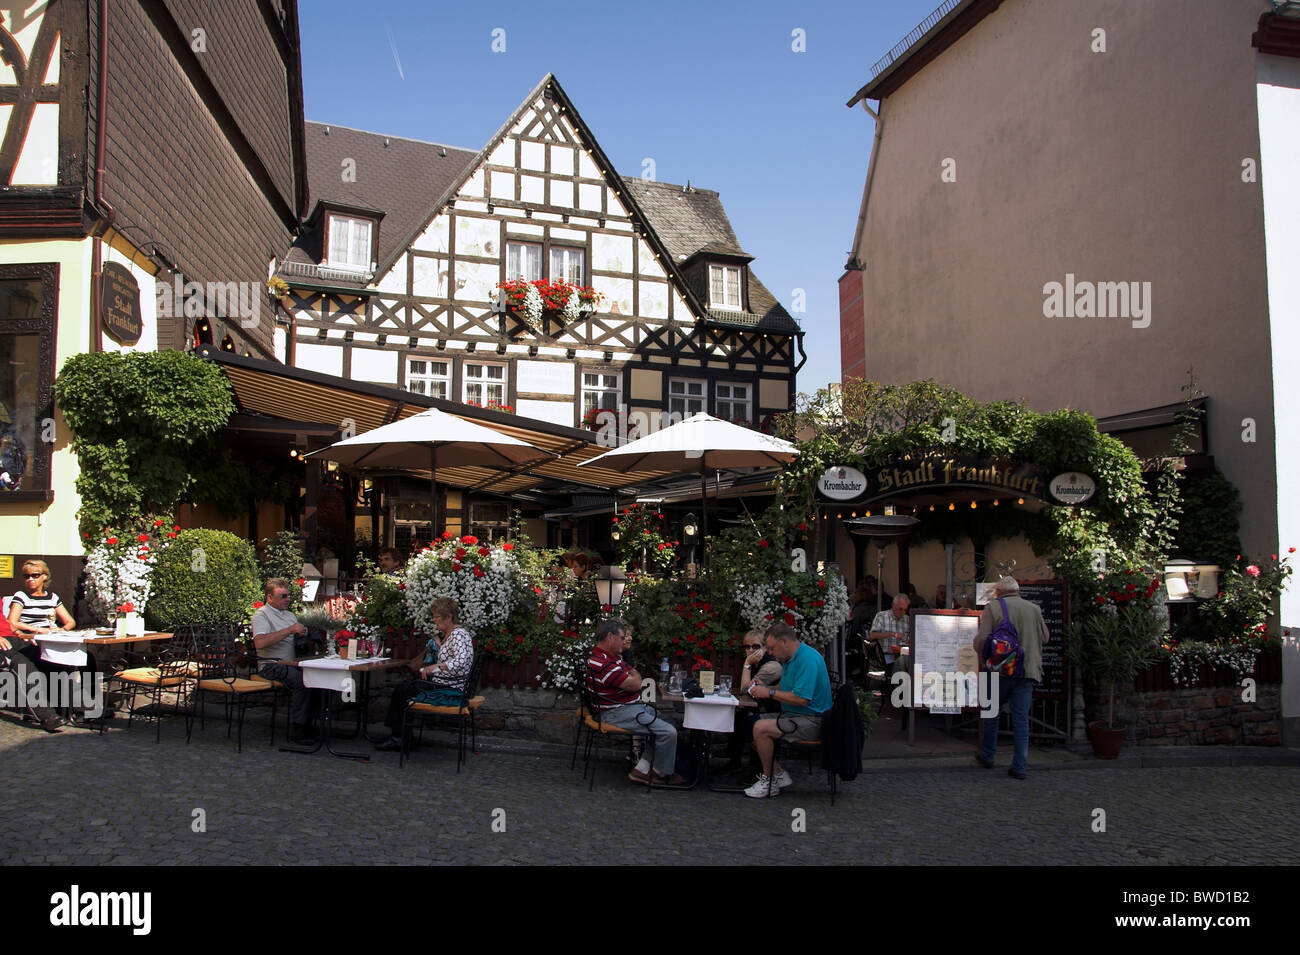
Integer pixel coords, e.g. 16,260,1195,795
145,529,261,629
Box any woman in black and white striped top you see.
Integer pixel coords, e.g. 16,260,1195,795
7,559,76,635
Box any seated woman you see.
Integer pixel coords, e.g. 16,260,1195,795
7,559,76,635
0,610,63,732
374,596,473,751
723,628,783,771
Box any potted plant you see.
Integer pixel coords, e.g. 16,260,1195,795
1069,572,1165,758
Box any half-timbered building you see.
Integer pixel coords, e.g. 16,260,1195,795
273,74,803,448
0,0,307,597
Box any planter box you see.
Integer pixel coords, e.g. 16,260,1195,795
1132,645,1281,691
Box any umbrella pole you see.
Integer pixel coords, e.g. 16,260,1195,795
430,445,439,543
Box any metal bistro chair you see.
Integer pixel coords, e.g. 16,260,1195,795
242,635,294,744
185,632,278,752
399,651,486,771
574,668,660,792
107,629,198,743
765,675,843,804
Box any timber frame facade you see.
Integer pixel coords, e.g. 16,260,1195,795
275,74,804,438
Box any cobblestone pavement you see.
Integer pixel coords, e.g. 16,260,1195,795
4,716,1298,866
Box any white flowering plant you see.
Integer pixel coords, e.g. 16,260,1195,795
404,533,525,638
538,624,594,691
82,519,179,624
735,570,849,648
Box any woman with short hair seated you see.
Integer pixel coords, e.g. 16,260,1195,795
374,597,473,751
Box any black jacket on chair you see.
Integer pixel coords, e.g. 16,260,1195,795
820,682,864,780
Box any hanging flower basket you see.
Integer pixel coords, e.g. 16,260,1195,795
494,279,602,332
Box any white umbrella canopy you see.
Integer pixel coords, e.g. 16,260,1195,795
579,412,798,537
306,407,551,534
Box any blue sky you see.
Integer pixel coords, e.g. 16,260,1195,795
299,0,943,397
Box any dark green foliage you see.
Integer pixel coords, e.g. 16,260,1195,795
54,351,235,535
145,528,261,629
1172,468,1242,568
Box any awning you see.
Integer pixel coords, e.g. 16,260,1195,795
195,346,694,496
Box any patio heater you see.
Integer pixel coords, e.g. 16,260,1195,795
594,564,628,612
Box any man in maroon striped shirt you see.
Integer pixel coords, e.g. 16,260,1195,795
587,619,681,785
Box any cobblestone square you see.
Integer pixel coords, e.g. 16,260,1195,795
4,716,1297,867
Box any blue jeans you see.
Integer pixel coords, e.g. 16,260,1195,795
979,675,1035,774
600,703,677,776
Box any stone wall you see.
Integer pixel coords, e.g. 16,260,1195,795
1130,684,1281,746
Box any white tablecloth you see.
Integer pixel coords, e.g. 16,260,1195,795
31,632,94,667
682,693,739,732
299,656,390,691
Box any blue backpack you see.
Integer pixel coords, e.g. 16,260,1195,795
982,597,1024,676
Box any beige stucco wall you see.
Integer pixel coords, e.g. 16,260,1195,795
0,239,93,562
849,0,1277,554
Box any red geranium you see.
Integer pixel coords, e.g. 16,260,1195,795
472,566,485,578
137,534,148,543
153,519,164,528
784,612,796,626
461,535,478,545
456,548,468,559
502,542,514,551
106,536,118,546
478,547,490,557
253,601,264,609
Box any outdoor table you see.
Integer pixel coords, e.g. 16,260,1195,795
658,689,756,791
278,655,405,761
26,630,171,725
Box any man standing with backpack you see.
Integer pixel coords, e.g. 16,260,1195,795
973,577,1050,779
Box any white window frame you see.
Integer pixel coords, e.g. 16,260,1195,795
463,361,507,407
581,370,620,419
708,264,742,310
406,358,451,399
506,241,543,282
668,378,706,418
327,214,374,271
550,246,586,285
715,381,752,425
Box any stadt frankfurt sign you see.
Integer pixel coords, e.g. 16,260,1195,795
818,457,1052,503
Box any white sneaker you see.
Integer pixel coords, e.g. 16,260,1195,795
744,774,780,798
773,769,794,789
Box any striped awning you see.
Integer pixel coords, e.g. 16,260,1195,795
196,347,686,496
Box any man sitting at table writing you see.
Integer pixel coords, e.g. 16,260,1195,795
587,618,682,786
252,578,315,744
744,623,832,798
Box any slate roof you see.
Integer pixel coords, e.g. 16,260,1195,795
622,179,801,333
285,123,478,279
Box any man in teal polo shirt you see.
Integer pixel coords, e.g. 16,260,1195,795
744,622,832,798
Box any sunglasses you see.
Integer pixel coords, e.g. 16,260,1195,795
743,644,763,651
24,573,44,579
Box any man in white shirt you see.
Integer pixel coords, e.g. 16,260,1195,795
252,578,314,743
868,594,911,690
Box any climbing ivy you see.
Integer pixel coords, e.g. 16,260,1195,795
775,379,1172,621
53,350,235,537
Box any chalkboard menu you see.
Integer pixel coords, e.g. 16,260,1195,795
1016,580,1069,700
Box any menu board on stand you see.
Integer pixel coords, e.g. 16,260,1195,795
906,609,983,713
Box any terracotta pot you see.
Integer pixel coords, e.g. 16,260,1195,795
1088,721,1126,759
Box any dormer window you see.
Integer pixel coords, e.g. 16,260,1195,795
327,214,374,271
709,264,742,309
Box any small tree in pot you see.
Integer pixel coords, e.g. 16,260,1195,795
1069,570,1166,757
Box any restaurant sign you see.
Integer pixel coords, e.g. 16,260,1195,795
818,465,868,501
1048,471,1097,505
101,262,142,346
819,456,1049,503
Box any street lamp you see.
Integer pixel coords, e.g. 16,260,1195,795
683,512,698,568
594,565,627,610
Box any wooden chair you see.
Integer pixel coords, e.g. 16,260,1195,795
399,652,486,771
185,632,277,752
574,668,660,791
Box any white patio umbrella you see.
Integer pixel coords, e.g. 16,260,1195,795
306,407,551,536
578,413,798,539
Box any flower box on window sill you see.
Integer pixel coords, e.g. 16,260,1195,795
494,279,602,332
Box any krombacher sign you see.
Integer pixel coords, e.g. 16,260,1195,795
818,456,1049,503
101,262,142,346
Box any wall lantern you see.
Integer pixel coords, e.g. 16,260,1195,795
594,565,628,608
